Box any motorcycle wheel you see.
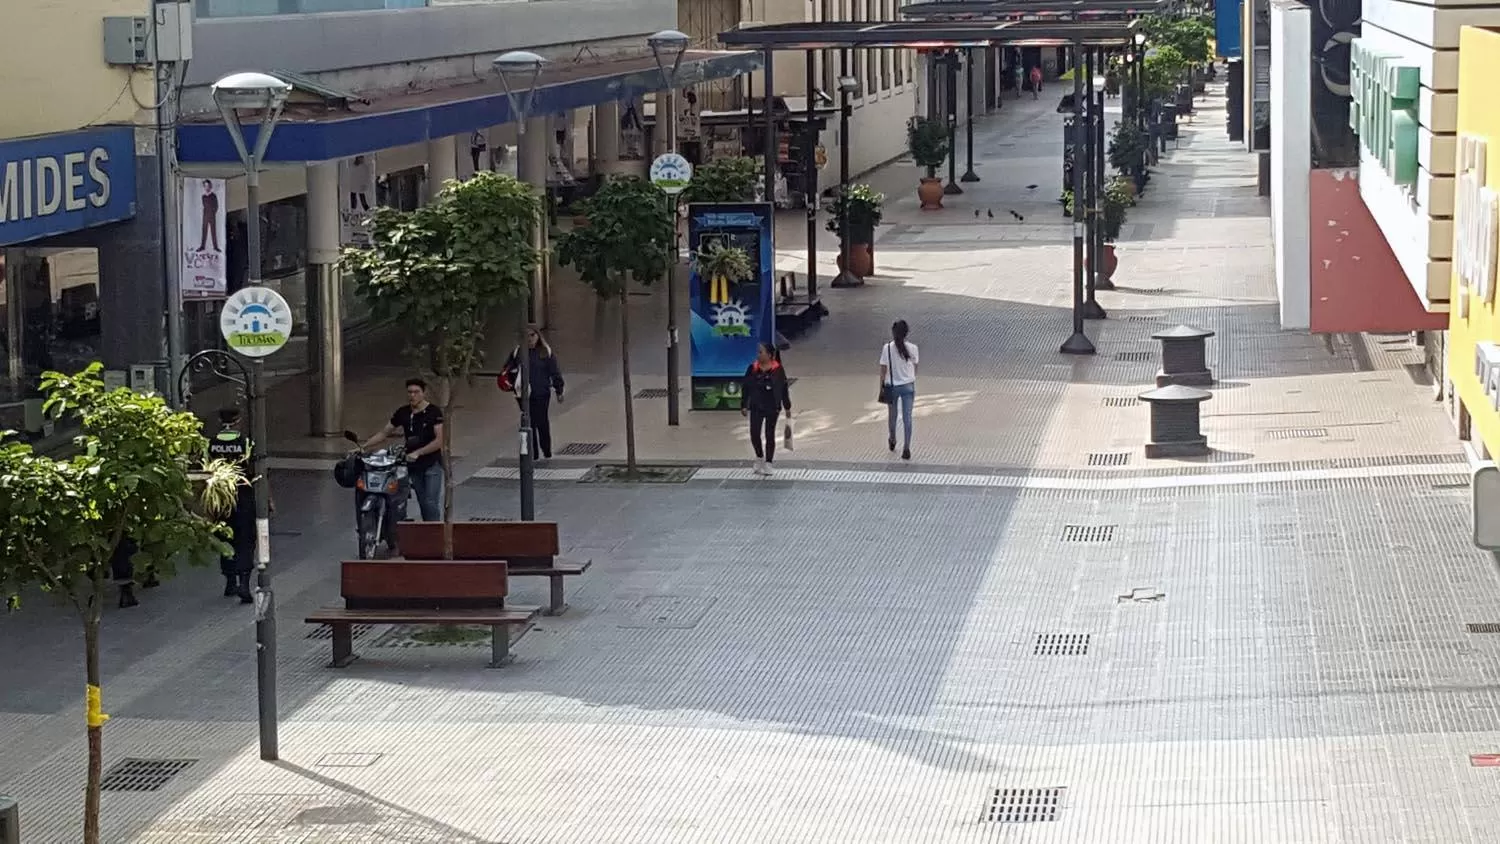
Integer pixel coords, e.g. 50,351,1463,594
357,505,382,560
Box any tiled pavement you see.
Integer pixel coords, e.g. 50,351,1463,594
6,82,1500,843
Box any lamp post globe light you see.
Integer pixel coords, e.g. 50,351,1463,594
491,50,547,520
646,29,691,426
209,69,291,763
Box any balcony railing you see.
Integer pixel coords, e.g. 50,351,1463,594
195,0,432,18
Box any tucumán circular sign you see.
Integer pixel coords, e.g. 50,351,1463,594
650,152,694,195
219,286,293,358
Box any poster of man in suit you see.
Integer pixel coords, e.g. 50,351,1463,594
181,178,227,299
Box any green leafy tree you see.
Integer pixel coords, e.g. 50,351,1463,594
1140,15,1214,65
556,177,674,473
679,156,760,205
342,171,540,552
1143,45,1189,99
0,364,241,844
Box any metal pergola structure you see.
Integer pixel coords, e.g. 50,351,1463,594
719,16,1146,354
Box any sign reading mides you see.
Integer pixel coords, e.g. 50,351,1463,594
1456,135,1498,319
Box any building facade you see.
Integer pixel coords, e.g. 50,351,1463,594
1,0,160,440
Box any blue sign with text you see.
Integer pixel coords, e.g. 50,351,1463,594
0,127,137,246
688,202,776,410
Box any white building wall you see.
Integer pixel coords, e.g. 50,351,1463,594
1271,0,1312,329
1356,0,1500,309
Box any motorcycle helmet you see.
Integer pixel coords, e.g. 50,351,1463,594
332,454,361,489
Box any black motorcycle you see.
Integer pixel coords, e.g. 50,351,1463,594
333,431,410,560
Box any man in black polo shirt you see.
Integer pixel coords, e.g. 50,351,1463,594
363,377,445,521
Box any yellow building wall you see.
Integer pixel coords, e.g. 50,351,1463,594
1448,26,1500,455
0,0,154,140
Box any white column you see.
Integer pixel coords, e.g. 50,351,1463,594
427,135,458,200
595,101,621,177
306,161,343,436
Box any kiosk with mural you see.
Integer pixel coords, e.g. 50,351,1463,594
687,202,776,409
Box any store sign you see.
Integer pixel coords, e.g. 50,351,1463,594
1456,135,1499,319
0,127,136,246
219,286,293,358
1350,40,1419,185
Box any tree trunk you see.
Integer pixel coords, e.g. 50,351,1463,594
439,374,455,560
83,597,103,844
618,289,637,474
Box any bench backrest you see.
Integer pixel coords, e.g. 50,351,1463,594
341,560,508,610
396,521,561,561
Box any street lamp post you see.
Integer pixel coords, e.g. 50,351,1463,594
647,29,690,427
1080,51,1104,323
942,52,962,195
211,70,292,762
961,47,980,183
493,50,545,522
832,70,861,289
1059,44,1094,357
1084,67,1109,318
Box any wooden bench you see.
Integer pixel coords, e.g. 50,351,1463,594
396,521,591,616
304,560,539,668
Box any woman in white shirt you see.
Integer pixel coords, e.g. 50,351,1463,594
879,319,919,460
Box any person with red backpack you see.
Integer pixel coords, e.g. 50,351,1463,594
741,342,792,475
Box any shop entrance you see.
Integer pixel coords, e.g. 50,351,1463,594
1,247,104,439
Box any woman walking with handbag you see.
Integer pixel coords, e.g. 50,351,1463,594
879,320,919,460
741,342,792,475
502,326,565,460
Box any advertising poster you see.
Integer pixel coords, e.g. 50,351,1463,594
687,202,776,410
180,177,227,300
339,154,378,247
619,97,646,161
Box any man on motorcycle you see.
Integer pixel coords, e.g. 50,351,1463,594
363,378,446,521
207,407,255,604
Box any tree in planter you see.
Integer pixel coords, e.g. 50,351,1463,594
1096,176,1133,282
556,177,674,475
341,171,540,555
907,117,951,210
0,364,241,844
679,156,761,205
825,183,884,277
1108,120,1150,194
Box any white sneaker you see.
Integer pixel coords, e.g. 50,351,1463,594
762,461,775,476
752,459,767,475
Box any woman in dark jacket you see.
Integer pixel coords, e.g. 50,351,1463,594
740,342,792,475
504,326,565,459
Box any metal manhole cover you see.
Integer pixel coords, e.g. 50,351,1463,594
1087,452,1130,467
1467,623,1500,634
1033,633,1090,657
634,388,677,399
616,595,718,629
101,758,197,792
306,623,377,641
984,787,1066,822
316,753,383,768
1114,351,1152,363
1267,427,1329,440
1102,397,1138,407
558,442,608,456
1061,524,1116,542
581,464,698,484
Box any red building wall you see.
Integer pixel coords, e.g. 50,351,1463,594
1307,168,1447,333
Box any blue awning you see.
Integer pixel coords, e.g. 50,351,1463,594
177,50,762,165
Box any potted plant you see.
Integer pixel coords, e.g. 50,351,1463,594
907,117,951,210
1107,121,1148,198
1096,177,1131,283
826,183,884,279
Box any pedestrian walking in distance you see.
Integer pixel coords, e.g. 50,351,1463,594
741,342,792,475
879,320,919,460
503,326,565,460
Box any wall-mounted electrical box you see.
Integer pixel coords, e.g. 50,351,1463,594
102,2,193,66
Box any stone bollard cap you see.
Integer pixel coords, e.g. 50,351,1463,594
1151,324,1216,341
1138,384,1212,403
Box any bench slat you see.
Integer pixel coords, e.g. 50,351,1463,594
306,607,537,625
397,520,560,560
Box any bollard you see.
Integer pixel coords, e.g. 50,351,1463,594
1139,384,1212,458
0,795,18,844
1151,324,1215,387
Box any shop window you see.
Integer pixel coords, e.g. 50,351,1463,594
0,247,103,439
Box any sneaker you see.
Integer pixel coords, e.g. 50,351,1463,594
902,447,911,461
888,437,896,452
751,459,766,475
762,462,775,476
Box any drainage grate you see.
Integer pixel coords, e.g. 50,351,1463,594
1102,396,1138,408
1061,524,1116,542
1124,314,1165,322
1033,633,1090,657
1117,587,1165,604
1467,623,1500,634
580,464,697,484
1087,452,1130,467
634,388,676,399
1267,427,1329,440
101,758,197,793
306,623,376,641
984,787,1066,823
1114,351,1152,363
557,442,608,456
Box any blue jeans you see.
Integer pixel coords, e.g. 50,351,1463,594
407,462,445,521
887,382,916,447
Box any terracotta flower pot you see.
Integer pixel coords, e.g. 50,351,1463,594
845,243,875,278
917,177,945,211
1100,244,1119,282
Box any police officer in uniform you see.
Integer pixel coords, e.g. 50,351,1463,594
208,407,256,604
